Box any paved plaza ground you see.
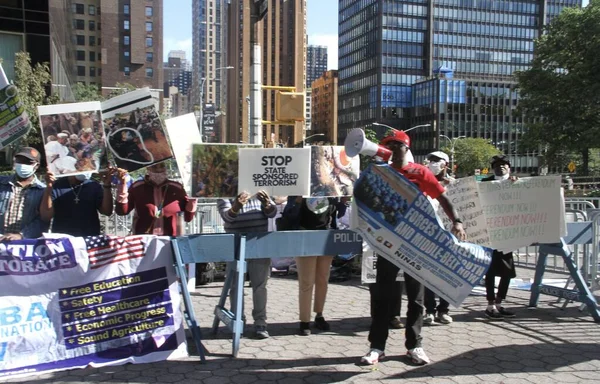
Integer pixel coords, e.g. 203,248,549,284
5,268,600,384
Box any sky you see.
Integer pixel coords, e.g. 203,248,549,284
163,0,339,69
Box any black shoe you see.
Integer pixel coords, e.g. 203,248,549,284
314,316,330,331
299,321,311,336
498,307,516,318
389,317,405,329
485,309,504,321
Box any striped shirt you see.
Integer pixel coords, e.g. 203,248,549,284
217,197,277,233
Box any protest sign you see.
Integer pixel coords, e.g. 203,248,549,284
438,177,490,246
191,144,261,198
164,113,202,195
37,102,105,177
0,236,186,379
478,176,562,252
310,146,359,197
238,148,310,196
0,63,32,149
361,242,404,284
353,164,492,307
102,88,173,172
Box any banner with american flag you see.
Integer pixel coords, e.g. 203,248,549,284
0,235,187,379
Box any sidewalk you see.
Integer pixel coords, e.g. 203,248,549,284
7,268,600,384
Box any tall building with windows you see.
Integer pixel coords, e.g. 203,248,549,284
225,0,306,146
71,1,101,85
312,70,339,144
306,45,328,89
99,0,163,98
164,54,192,97
337,0,582,174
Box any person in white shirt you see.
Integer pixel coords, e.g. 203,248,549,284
45,133,76,174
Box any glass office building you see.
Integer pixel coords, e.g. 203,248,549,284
337,0,582,173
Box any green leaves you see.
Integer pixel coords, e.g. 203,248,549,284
444,138,501,177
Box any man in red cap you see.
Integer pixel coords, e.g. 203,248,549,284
0,147,49,240
362,129,467,366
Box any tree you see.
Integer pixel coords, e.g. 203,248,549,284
516,1,600,175
13,52,58,146
72,83,103,102
107,82,137,98
444,138,501,177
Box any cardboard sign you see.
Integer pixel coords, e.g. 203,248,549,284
102,88,173,172
37,102,105,177
237,148,311,196
164,113,202,195
310,146,359,197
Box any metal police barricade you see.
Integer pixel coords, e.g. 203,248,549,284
212,230,363,357
171,233,237,362
528,221,600,322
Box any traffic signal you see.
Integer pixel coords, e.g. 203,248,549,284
275,91,305,122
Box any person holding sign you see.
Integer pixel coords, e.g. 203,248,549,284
361,130,466,366
115,163,197,236
481,155,517,320
0,147,48,240
217,190,277,339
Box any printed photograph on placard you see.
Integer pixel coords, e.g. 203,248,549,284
310,145,360,197
164,113,202,195
37,102,105,177
104,104,173,172
191,144,260,198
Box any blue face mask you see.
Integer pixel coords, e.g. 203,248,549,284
75,172,92,181
15,163,36,179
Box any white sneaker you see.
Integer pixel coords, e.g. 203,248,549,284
360,348,385,365
407,347,431,365
423,313,435,325
436,312,453,324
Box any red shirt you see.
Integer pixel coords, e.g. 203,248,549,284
115,179,195,236
392,162,445,199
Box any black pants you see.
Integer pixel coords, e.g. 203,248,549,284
369,280,404,319
485,270,511,302
424,288,449,314
369,256,423,351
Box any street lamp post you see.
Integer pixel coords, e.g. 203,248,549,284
439,135,466,171
303,133,325,147
372,122,432,133
199,66,234,139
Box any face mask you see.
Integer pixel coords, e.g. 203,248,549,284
427,161,444,176
15,163,36,179
148,171,167,185
75,172,92,181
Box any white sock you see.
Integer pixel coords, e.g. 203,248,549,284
487,304,496,312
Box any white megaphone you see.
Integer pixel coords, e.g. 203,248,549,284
344,128,393,162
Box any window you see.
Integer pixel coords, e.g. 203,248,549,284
124,4,130,14
74,3,84,14
124,66,130,76
74,19,84,30
124,51,130,59
76,35,85,45
98,22,101,31
145,22,153,32
89,20,95,31
124,20,130,30
146,37,153,47
89,36,96,46
77,66,86,76
88,5,96,15
145,6,153,16
89,51,95,61
98,52,102,61
90,67,96,77
146,52,153,62
145,68,153,77
76,50,85,61
124,36,130,46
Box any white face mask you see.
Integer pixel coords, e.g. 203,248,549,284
75,172,92,181
427,161,444,176
15,163,36,179
148,171,167,185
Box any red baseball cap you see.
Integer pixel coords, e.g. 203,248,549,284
380,129,411,148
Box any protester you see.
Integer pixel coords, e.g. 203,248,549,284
361,129,466,366
282,196,346,335
217,190,276,339
423,151,454,325
115,162,197,235
0,147,49,240
40,168,115,236
45,133,77,174
481,155,517,320
370,278,404,329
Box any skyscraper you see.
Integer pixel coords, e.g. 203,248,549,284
225,0,306,146
306,45,328,89
312,70,339,144
337,0,582,173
